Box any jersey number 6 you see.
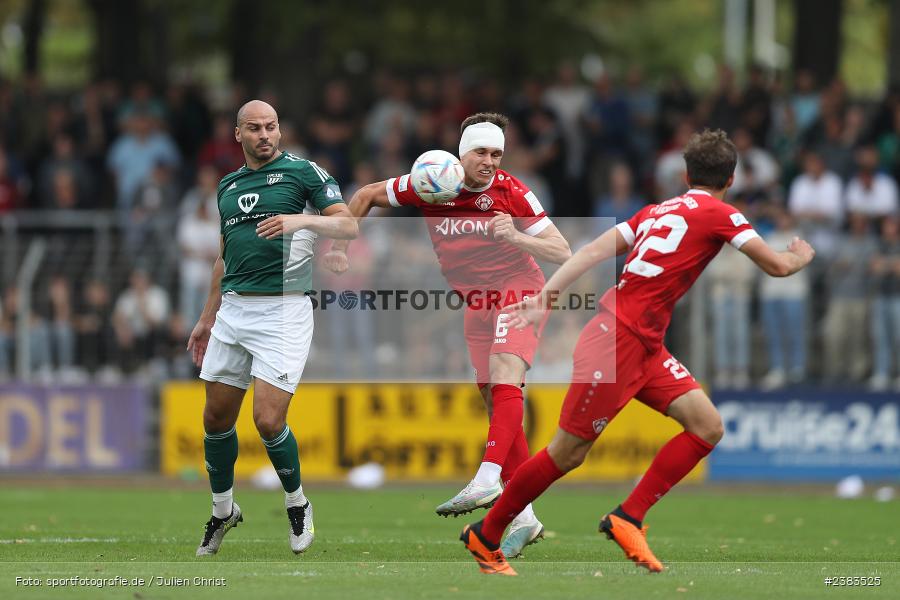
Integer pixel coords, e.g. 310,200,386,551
625,214,688,277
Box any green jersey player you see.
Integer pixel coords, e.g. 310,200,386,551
188,100,357,556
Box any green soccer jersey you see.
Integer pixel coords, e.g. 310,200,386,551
217,151,344,294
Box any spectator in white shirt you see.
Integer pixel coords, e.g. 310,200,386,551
113,269,170,373
845,145,899,218
177,166,221,325
788,149,844,262
730,127,780,195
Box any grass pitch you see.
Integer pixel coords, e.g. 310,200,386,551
0,484,896,599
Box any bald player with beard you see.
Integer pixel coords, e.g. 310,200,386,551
188,100,357,556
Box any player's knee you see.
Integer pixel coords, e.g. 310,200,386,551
692,414,724,446
253,411,285,441
203,404,234,434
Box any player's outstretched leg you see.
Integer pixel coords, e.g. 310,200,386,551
459,520,517,576
197,502,243,556
436,383,522,516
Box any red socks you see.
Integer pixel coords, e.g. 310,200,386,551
483,384,524,467
621,431,714,522
482,448,564,545
501,429,530,485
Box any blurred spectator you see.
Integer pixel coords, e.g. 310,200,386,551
622,66,658,177
707,242,755,389
177,175,219,325
584,73,630,160
113,269,171,373
47,276,75,374
0,146,23,213
790,69,820,134
739,65,773,145
656,74,697,142
502,124,555,214
822,213,878,383
165,83,212,164
278,120,308,157
0,286,51,377
759,209,810,389
593,162,643,224
544,61,591,209
37,134,94,208
845,145,899,218
811,113,855,180
876,104,900,180
364,73,416,149
702,64,741,134
127,162,179,255
75,280,115,375
655,119,692,200
308,80,357,184
730,127,779,198
868,217,900,391
198,113,245,176
788,150,844,262
107,111,180,215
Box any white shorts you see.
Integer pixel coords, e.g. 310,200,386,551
200,294,313,394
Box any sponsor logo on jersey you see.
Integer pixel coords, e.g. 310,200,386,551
730,212,749,227
227,181,237,191
475,194,494,211
238,193,259,213
325,183,342,199
398,174,409,192
267,173,284,185
434,218,489,236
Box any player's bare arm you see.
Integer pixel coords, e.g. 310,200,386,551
509,227,630,329
325,180,393,272
488,213,572,264
256,203,359,241
739,235,815,277
187,236,225,367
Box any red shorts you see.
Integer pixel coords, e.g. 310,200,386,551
559,310,701,440
463,271,546,386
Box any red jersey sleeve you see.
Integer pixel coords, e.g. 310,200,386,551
505,174,552,236
615,205,652,248
385,174,424,208
710,202,760,249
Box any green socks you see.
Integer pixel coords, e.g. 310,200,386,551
262,425,302,493
204,425,238,494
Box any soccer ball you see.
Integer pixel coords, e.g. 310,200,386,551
410,150,465,204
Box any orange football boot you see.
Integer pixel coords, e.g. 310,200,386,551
599,513,664,573
460,521,518,576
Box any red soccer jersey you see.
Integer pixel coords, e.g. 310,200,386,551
386,170,552,295
600,189,759,350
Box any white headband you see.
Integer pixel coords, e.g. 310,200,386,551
458,122,505,157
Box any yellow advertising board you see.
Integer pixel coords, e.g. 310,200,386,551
161,383,704,482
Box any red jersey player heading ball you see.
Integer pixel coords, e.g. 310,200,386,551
327,113,572,558
460,129,815,576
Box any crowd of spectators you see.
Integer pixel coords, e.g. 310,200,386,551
0,62,898,389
